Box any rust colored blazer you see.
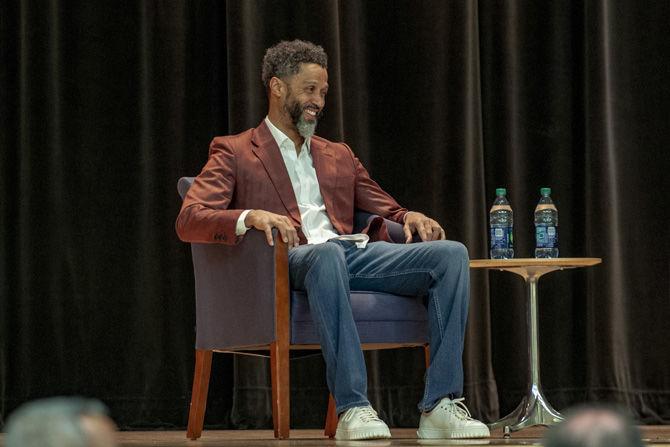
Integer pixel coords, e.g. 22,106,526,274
176,121,408,245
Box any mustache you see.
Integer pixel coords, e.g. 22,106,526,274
288,101,324,123
303,104,324,120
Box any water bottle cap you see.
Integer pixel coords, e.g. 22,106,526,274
495,188,507,196
540,187,551,196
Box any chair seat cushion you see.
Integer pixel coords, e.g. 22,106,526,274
290,291,428,345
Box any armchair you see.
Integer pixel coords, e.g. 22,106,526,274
178,177,429,440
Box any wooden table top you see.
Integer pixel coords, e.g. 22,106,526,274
470,258,602,269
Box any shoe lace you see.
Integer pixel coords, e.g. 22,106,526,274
440,397,473,421
357,406,382,423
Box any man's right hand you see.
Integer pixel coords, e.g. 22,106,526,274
244,210,300,247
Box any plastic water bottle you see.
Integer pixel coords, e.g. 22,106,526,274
489,188,514,259
534,187,559,258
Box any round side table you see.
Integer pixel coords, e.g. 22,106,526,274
470,257,602,435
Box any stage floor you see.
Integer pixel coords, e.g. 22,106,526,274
1,427,669,446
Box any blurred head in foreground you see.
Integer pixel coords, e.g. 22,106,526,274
5,397,117,447
543,404,645,447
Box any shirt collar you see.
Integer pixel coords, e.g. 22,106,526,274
265,116,311,153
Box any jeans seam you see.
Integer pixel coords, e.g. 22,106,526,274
420,269,441,410
350,268,433,280
304,268,338,363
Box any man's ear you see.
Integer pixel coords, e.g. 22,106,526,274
269,77,284,98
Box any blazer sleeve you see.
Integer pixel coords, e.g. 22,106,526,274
346,144,409,224
175,138,244,245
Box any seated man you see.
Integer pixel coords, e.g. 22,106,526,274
176,39,489,440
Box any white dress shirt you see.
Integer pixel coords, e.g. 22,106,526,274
235,117,369,248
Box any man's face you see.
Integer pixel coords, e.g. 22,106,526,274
281,63,328,138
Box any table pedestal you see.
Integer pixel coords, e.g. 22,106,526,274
489,268,563,434
470,258,601,435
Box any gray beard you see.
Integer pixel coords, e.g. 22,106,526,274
295,114,317,139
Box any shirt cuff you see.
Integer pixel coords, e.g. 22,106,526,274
235,209,252,236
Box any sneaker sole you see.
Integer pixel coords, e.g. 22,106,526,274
335,428,392,440
417,427,490,439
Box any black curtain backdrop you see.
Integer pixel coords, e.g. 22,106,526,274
2,0,669,430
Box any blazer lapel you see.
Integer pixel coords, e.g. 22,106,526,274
310,138,337,217
251,122,301,225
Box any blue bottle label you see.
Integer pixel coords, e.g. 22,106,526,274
491,226,512,249
536,225,557,248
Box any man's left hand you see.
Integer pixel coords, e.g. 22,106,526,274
403,211,446,243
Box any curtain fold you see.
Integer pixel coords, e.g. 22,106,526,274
1,0,668,429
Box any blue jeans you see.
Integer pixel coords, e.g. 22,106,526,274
288,239,470,414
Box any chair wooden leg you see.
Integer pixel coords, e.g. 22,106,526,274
423,344,430,370
271,238,291,439
186,349,213,440
270,341,290,439
324,393,338,438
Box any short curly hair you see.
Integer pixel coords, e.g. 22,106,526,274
261,40,328,88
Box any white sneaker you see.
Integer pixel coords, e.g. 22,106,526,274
335,406,392,440
417,397,490,439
